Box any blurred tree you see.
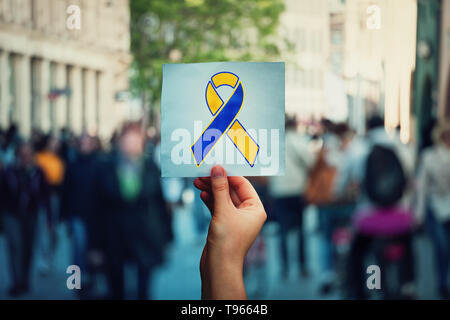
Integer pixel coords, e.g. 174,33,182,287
130,0,287,117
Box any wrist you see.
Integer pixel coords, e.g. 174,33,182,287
206,241,245,272
201,243,246,296
203,258,246,300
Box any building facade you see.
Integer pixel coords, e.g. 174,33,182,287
329,0,346,76
281,0,418,139
413,0,440,151
0,0,131,138
341,0,417,140
439,0,450,120
280,0,330,121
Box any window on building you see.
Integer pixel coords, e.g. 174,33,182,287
66,65,71,126
312,70,316,88
96,71,101,129
299,70,305,87
0,0,4,22
81,69,87,131
332,53,343,73
1,0,12,23
11,0,19,24
318,71,323,89
31,0,37,28
298,29,305,51
311,30,319,53
50,62,55,131
332,30,342,45
305,70,311,88
287,65,295,84
446,29,450,49
311,0,317,15
446,68,450,118
8,54,15,123
31,58,39,129
293,69,299,85
318,31,322,51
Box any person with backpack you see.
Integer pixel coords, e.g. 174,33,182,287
335,115,416,299
416,121,450,299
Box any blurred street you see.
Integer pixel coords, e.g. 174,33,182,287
1,0,450,301
0,203,440,300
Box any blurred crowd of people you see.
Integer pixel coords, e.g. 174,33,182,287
1,114,450,300
261,114,450,299
0,123,173,299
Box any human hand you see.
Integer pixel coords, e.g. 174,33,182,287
193,165,267,300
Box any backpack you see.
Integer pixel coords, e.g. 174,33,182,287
364,145,406,207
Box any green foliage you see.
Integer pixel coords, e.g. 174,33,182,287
130,0,286,109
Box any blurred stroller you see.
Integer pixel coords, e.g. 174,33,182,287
346,142,416,299
350,206,415,299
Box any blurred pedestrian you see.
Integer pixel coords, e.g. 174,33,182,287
191,183,210,241
35,135,65,187
30,128,43,152
58,128,78,164
341,115,415,299
269,116,315,279
94,122,171,299
0,142,51,297
416,121,450,299
60,133,99,297
1,124,19,167
0,129,6,171
307,120,354,294
34,134,65,275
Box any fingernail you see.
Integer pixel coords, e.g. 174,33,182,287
211,166,224,178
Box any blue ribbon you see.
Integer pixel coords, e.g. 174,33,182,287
191,82,244,166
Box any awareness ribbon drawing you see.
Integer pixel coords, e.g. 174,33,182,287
191,72,260,167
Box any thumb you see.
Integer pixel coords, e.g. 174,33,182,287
210,165,231,210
